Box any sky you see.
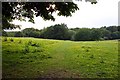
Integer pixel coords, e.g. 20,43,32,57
10,0,119,31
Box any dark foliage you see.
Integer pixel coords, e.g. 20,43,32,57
2,2,79,29
22,28,40,37
2,0,98,29
40,24,70,40
74,28,91,41
3,25,120,41
14,31,24,37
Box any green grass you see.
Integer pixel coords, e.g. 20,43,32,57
2,37,118,78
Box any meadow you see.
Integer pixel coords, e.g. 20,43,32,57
2,37,118,78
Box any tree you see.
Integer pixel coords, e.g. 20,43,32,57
100,26,119,40
106,26,118,33
14,31,24,37
118,26,120,31
2,30,7,36
2,0,97,29
41,24,69,40
2,2,78,29
111,31,120,39
67,30,76,40
6,32,16,37
22,28,40,37
74,28,91,41
100,28,111,40
91,28,102,40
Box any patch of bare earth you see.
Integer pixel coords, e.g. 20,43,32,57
40,69,81,78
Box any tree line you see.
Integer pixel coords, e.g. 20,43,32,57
2,24,120,41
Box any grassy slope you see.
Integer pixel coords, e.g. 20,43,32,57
2,37,118,78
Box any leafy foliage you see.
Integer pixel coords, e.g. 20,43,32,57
91,28,102,40
40,24,69,40
22,28,40,37
2,0,98,29
3,25,120,41
2,2,79,29
2,30,7,36
14,31,24,37
74,28,91,41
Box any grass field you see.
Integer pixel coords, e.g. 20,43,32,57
2,37,118,78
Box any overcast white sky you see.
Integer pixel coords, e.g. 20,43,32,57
11,0,119,31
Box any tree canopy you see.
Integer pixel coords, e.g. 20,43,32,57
2,0,97,29
40,24,69,40
4,24,120,41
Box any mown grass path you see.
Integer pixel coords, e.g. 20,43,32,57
2,37,118,78
42,42,81,78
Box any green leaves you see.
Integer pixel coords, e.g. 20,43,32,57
2,2,79,29
2,1,98,30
